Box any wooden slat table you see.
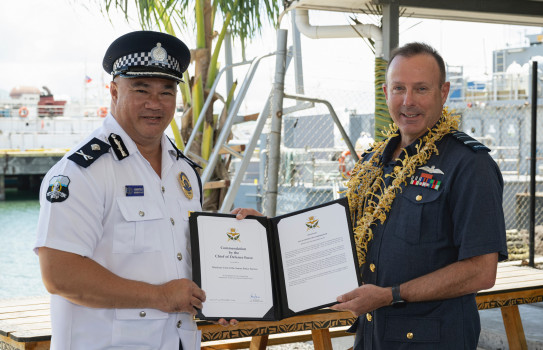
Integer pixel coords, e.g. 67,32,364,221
476,263,543,350
0,297,51,350
1,264,542,350
198,309,355,350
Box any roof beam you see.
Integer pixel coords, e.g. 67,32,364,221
373,0,543,17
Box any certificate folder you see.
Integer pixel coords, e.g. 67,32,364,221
189,197,361,321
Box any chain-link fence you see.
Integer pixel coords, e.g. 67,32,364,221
251,96,543,259
256,86,374,216
449,103,543,230
227,74,543,260
451,102,543,260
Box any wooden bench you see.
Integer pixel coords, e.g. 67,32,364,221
1,263,541,350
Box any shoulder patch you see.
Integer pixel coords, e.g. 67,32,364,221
46,175,71,202
450,131,490,152
68,138,111,168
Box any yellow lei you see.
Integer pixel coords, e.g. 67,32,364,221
346,109,459,267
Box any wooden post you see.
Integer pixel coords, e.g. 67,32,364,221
311,329,333,350
501,305,528,350
0,173,4,201
249,335,269,350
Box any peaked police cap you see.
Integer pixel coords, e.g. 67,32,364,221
102,31,190,83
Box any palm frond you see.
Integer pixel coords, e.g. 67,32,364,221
216,0,279,42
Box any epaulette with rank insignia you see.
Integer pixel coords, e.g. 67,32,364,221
68,138,111,168
450,131,490,152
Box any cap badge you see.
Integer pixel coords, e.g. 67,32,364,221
150,42,167,64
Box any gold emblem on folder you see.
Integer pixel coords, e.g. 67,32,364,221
306,216,320,230
227,228,241,242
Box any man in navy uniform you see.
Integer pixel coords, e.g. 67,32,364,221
331,42,508,349
35,31,251,349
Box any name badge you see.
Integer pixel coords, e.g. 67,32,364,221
125,185,144,196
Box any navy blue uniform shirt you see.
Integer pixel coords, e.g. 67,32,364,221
350,131,508,350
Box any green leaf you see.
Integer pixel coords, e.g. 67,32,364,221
192,75,204,131
206,0,239,89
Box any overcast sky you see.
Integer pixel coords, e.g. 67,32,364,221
1,0,541,114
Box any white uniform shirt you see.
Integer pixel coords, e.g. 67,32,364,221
35,114,202,350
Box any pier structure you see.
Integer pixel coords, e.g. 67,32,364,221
0,146,239,200
0,149,66,200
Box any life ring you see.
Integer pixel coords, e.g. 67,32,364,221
97,107,108,118
338,150,351,177
18,107,29,118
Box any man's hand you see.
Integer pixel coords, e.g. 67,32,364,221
216,318,239,327
331,253,499,317
330,284,392,317
157,279,206,315
231,207,264,220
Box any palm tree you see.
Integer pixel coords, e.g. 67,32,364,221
351,5,411,142
97,0,279,210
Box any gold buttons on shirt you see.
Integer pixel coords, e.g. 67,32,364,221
139,311,146,317
415,195,422,201
370,263,376,272
407,332,414,339
139,211,145,217
170,218,175,225
177,320,182,328
177,252,183,261
161,186,165,193
366,313,372,322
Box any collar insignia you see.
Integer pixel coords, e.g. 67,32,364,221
108,133,129,160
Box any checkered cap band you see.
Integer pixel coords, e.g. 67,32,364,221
112,51,181,74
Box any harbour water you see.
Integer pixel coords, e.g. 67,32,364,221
0,189,48,299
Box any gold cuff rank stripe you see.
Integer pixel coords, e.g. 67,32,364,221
67,138,111,168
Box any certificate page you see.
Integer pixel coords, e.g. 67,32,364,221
196,216,273,319
276,202,359,313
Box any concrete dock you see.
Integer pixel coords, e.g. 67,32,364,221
479,302,543,350
0,149,65,200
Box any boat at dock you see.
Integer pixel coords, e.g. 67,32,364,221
0,85,109,151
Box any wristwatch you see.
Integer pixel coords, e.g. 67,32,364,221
391,284,406,307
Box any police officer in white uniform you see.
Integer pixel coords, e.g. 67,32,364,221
35,31,246,350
